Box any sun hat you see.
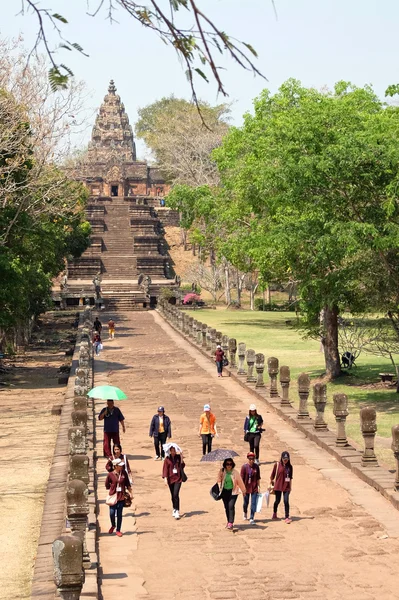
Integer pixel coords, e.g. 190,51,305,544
249,404,257,411
158,406,165,412
247,452,256,459
217,344,221,348
118,461,125,467
204,404,211,411
112,458,122,466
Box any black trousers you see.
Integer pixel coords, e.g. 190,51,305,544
247,432,261,460
273,490,290,518
202,433,213,455
154,432,168,457
221,488,238,524
168,482,181,510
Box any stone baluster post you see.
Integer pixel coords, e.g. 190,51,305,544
221,335,229,357
360,407,378,467
313,383,328,430
178,311,184,332
69,454,90,485
71,410,88,433
279,366,291,405
66,480,90,569
196,322,203,345
206,327,212,351
182,313,188,335
237,343,247,375
210,329,217,355
53,535,84,600
228,338,237,369
246,349,257,382
73,397,88,412
391,425,399,491
68,426,87,455
297,373,311,419
202,323,208,347
267,357,279,397
192,320,198,341
187,316,194,337
255,353,265,388
333,393,349,446
215,331,222,349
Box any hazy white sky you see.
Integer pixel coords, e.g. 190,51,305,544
2,1,398,157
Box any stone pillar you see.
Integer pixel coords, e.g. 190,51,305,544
215,331,222,348
280,366,291,405
178,311,184,332
360,407,378,467
202,323,208,347
53,535,84,600
66,480,90,569
210,329,217,355
391,424,399,491
69,454,89,485
313,383,328,430
71,410,88,432
73,397,87,412
196,322,203,345
68,426,86,455
228,338,237,369
297,373,311,419
192,320,198,341
255,353,265,388
333,393,349,447
246,349,256,383
206,327,212,351
267,357,279,397
182,313,189,334
237,343,247,375
188,316,194,337
221,335,229,356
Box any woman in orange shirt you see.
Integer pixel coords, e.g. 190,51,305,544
198,404,218,455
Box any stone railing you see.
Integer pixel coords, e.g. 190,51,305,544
158,300,399,510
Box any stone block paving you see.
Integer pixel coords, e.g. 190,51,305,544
95,312,399,600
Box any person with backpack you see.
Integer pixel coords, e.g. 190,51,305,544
270,450,293,524
240,452,261,524
214,344,225,377
243,404,264,464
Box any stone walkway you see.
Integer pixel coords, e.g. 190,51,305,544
95,312,399,600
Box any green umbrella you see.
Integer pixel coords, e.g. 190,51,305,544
87,385,127,400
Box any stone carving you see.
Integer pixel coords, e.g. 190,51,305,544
68,426,87,455
255,353,265,388
106,165,122,183
391,424,399,491
73,397,88,412
280,366,291,405
221,335,229,356
313,383,328,430
210,329,217,355
246,349,257,383
138,273,152,299
360,407,378,467
71,410,88,432
237,343,247,375
202,323,208,347
297,373,311,419
333,393,349,447
215,331,222,348
69,455,90,485
177,312,184,331
196,322,203,344
52,535,84,600
267,357,279,397
66,480,90,569
192,320,198,340
228,338,237,369
206,328,212,351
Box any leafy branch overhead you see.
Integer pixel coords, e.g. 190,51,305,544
22,0,264,102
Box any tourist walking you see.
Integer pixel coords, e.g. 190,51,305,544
241,452,261,524
162,443,185,520
93,316,102,334
99,399,126,458
244,404,264,464
215,344,225,377
270,451,293,524
149,406,172,460
105,443,132,485
216,458,246,531
92,331,102,356
108,318,116,339
105,459,132,537
198,404,218,455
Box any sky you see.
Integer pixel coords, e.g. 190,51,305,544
2,0,399,158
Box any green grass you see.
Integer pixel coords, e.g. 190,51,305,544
196,308,399,468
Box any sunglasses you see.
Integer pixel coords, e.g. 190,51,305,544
225,462,233,466
248,457,255,461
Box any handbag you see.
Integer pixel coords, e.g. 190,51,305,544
181,466,188,483
222,357,229,367
210,482,222,501
105,493,118,506
244,432,250,442
255,492,264,513
123,491,132,507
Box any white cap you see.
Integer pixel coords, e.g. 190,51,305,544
204,404,211,411
118,461,125,467
249,404,257,411
112,458,122,466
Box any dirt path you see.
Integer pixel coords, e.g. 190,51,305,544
95,312,399,600
0,314,76,600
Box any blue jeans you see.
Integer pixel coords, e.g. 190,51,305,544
216,360,223,374
109,500,124,531
243,492,258,519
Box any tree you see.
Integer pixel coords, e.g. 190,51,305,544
20,1,263,104
136,97,229,185
213,80,399,379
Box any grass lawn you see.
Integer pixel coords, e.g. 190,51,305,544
195,308,399,468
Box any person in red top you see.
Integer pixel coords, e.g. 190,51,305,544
240,452,261,524
214,344,224,377
92,331,102,356
270,450,293,524
105,459,132,536
162,444,185,520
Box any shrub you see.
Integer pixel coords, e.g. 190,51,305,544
183,293,202,305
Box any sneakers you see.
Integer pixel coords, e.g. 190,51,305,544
172,509,176,517
174,511,180,520
272,513,278,520
285,518,292,524
255,459,260,465
243,512,248,520
154,456,161,460
249,518,255,525
116,531,123,537
227,523,233,530
108,526,115,534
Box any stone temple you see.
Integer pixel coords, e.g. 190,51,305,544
53,81,179,310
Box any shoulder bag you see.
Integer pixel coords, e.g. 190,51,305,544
181,465,188,482
210,482,222,501
105,493,118,506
